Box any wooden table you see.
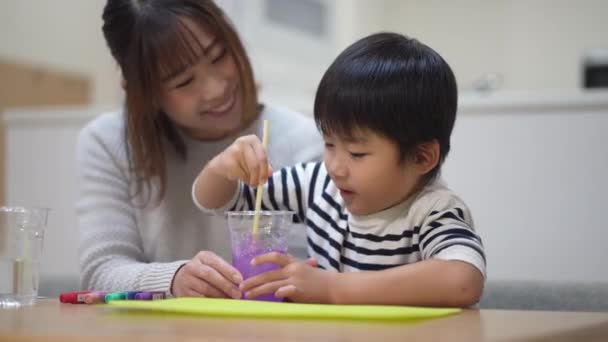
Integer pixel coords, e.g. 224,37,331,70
1,299,608,341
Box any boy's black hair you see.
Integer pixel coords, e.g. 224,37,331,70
314,32,457,181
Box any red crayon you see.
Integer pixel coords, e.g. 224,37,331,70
59,291,91,304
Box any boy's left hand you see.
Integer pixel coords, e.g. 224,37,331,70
240,253,334,303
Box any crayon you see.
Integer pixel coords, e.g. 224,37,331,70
134,291,166,300
104,291,128,302
125,291,144,300
59,291,91,304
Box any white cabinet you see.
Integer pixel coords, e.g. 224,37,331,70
3,107,102,295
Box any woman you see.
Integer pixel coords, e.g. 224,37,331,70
76,0,322,298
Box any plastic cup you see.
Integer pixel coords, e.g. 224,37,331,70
227,211,293,302
0,207,50,308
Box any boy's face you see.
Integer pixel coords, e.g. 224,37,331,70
323,129,423,216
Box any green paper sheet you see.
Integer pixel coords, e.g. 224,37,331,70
107,298,460,321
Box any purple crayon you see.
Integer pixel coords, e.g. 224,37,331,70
134,291,166,300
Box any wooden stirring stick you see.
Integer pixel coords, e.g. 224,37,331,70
252,120,270,235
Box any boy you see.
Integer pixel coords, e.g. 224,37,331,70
193,32,485,307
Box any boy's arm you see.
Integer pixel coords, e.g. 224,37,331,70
328,259,483,307
193,156,239,210
194,156,318,221
193,135,272,211
332,205,485,307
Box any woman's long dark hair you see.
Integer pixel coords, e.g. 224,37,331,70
102,0,258,203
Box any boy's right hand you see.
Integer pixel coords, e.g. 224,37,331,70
209,134,273,187
171,251,243,299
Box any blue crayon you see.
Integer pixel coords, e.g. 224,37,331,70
125,291,144,300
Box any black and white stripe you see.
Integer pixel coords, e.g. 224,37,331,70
228,162,486,275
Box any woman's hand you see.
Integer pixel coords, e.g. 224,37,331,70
239,253,335,304
171,251,243,299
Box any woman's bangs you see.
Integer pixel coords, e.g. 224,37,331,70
149,18,206,83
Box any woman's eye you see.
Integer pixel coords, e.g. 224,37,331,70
210,47,226,64
175,77,194,89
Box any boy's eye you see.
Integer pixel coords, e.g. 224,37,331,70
350,152,367,159
324,142,334,148
175,77,194,89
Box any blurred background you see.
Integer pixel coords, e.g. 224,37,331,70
1,0,607,308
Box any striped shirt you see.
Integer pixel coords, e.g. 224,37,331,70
196,161,486,276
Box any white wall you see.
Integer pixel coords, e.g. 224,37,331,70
501,0,608,90
385,0,608,91
0,0,121,106
2,0,606,108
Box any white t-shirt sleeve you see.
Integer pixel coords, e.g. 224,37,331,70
417,198,486,278
191,177,242,215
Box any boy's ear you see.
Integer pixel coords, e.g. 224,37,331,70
121,78,127,90
414,140,440,175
